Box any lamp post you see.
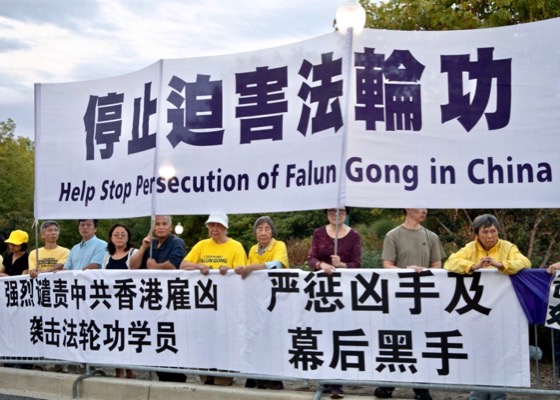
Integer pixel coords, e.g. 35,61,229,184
335,0,366,34
332,1,365,255
174,222,184,235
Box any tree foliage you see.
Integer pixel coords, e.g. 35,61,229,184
0,119,35,246
362,0,560,31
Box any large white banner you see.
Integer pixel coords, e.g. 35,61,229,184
0,269,529,387
35,18,560,218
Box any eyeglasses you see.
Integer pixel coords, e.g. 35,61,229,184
327,209,346,215
112,233,128,238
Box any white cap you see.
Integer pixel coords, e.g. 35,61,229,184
205,211,228,229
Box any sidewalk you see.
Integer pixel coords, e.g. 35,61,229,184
0,367,417,400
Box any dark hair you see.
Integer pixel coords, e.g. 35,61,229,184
107,223,133,255
20,243,28,252
472,214,500,235
253,216,277,238
79,219,99,228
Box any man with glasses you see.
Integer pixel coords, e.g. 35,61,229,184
60,219,107,373
64,219,107,271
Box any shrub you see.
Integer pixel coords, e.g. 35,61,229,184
286,237,311,269
361,247,383,269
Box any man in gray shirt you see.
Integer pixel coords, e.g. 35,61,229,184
374,208,445,400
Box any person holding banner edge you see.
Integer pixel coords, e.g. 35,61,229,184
381,208,445,273
101,223,138,379
180,211,247,386
129,215,186,271
444,213,530,400
546,261,560,274
235,215,289,279
26,221,69,277
236,215,289,390
308,207,361,275
308,207,361,399
61,220,107,372
374,208,445,400
180,211,247,277
64,219,107,271
444,214,530,276
129,215,187,382
101,223,138,271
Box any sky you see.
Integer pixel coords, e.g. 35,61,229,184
0,0,347,138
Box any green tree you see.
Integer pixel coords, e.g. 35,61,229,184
0,119,35,245
363,0,560,31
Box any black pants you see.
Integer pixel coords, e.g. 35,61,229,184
382,387,430,395
156,371,187,382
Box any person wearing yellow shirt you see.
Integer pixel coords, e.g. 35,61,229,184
181,211,247,276
235,216,289,279
444,213,531,275
234,215,289,390
444,213,530,400
26,221,70,278
180,211,246,386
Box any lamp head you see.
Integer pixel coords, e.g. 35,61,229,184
335,0,366,35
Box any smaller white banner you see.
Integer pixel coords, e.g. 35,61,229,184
0,269,528,386
545,271,560,330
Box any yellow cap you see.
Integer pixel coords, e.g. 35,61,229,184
4,230,29,245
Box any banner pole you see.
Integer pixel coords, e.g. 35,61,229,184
334,26,354,255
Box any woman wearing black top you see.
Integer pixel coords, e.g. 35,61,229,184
0,230,29,277
101,223,137,379
102,223,137,270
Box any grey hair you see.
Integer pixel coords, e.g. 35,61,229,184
253,216,277,238
472,214,499,235
40,220,60,233
155,215,172,224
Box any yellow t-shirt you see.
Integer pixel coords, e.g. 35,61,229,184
185,238,247,269
27,246,71,272
248,238,289,269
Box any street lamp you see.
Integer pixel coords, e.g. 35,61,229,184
335,0,366,34
174,222,183,235
158,164,176,179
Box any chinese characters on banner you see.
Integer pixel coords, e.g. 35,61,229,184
0,269,529,387
546,271,560,330
34,19,560,219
